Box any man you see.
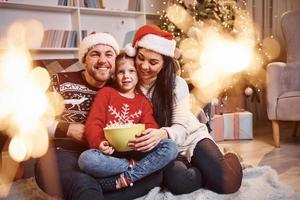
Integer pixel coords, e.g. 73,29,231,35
35,32,162,200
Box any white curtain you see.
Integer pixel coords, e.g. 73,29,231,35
244,0,300,43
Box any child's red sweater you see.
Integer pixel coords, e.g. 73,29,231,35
85,87,158,149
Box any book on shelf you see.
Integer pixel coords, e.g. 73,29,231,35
57,0,76,7
79,0,104,8
81,30,88,40
128,0,140,11
102,0,131,11
61,31,69,47
41,30,77,48
70,31,77,48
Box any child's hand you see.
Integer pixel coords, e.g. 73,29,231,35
99,140,115,155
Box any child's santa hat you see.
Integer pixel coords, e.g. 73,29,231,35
79,32,120,64
125,25,176,58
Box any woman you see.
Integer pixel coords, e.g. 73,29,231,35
125,24,243,194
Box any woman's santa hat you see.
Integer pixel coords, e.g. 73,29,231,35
125,25,176,58
79,32,120,64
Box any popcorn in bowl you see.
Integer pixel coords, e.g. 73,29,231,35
104,123,145,152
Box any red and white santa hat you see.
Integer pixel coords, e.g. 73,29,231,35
125,25,176,58
79,32,120,64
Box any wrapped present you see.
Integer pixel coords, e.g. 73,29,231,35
211,111,253,141
210,114,224,142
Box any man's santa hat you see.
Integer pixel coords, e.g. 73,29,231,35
79,32,120,64
125,25,176,58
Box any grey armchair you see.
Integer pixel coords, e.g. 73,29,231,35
266,10,300,147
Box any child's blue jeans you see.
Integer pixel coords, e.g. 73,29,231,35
78,139,178,182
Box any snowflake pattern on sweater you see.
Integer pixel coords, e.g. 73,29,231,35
106,104,142,127
85,87,158,148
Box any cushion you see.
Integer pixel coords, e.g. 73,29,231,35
277,92,300,120
33,59,84,75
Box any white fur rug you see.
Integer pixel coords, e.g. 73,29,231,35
1,166,299,200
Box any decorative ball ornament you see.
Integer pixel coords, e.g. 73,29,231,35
244,87,253,96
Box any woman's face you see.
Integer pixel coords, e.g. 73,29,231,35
135,48,164,83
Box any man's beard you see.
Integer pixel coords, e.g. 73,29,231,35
92,70,112,82
87,62,111,81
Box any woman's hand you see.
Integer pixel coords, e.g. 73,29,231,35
128,128,169,152
99,140,115,155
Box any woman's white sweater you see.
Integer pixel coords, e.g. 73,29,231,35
141,76,214,161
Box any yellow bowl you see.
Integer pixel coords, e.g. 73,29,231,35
104,124,145,152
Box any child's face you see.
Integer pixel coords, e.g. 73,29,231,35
115,59,138,94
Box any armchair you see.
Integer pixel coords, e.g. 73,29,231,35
266,10,300,147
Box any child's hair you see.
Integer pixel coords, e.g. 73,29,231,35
114,51,141,94
115,51,135,70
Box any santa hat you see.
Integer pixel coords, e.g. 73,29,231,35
79,32,120,64
125,25,176,57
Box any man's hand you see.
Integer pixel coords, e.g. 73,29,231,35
99,140,114,155
67,123,85,141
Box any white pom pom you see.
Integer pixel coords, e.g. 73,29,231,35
125,43,136,57
244,87,253,96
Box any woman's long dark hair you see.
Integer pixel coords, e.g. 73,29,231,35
150,56,177,127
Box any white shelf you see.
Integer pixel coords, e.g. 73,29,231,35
144,12,161,16
0,2,77,12
0,0,165,59
30,48,78,51
80,7,144,17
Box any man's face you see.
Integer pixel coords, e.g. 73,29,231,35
84,44,116,83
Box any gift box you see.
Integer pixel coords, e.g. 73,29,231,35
211,112,253,141
210,114,224,142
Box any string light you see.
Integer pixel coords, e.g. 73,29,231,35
157,0,270,104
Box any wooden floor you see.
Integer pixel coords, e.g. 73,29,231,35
218,121,300,193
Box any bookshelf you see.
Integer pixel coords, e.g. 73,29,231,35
0,0,167,59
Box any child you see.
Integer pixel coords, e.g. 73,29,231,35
78,52,178,192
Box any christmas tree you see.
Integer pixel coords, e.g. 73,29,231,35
158,0,268,113
159,0,236,40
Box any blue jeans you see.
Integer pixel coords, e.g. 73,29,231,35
35,139,163,200
78,139,178,182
